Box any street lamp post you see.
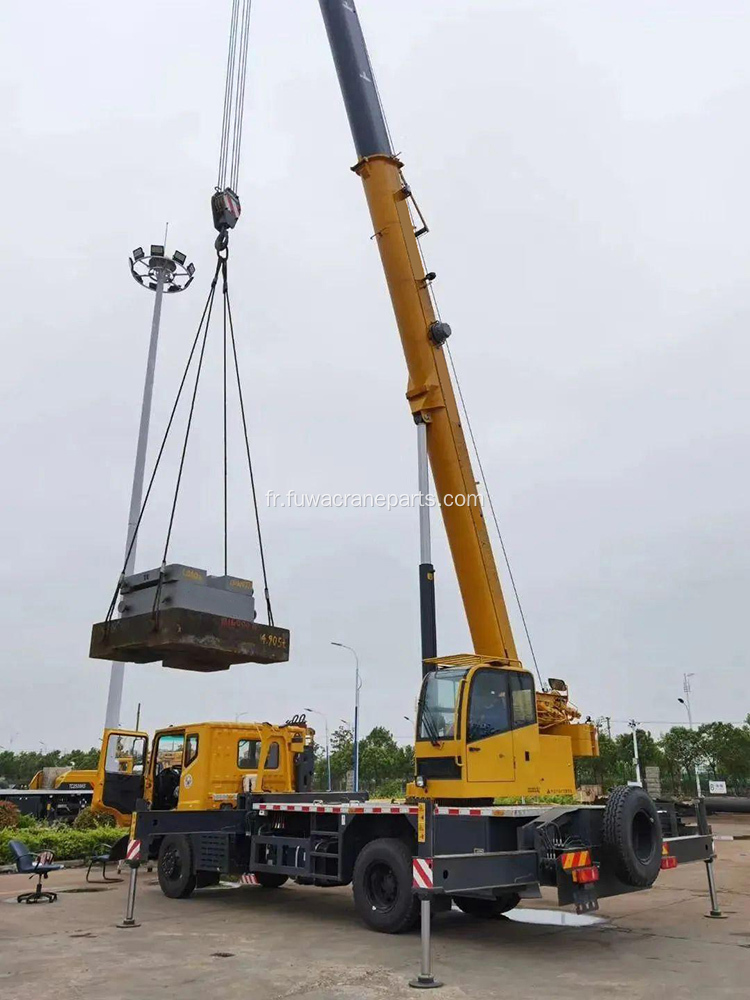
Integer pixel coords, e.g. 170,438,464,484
103,243,195,731
305,708,331,790
628,720,642,786
331,642,361,792
679,671,702,798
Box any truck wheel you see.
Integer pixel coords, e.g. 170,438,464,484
253,872,288,888
158,835,196,898
603,785,662,887
352,838,419,934
454,893,520,918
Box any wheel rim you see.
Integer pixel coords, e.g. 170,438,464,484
364,861,399,912
632,811,656,864
162,844,182,881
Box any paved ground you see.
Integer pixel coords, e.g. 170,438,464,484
1,815,749,1000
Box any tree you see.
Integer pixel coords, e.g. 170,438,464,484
699,722,750,789
358,727,413,794
660,726,704,794
328,724,354,788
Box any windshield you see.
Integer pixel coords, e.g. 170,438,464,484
418,668,467,741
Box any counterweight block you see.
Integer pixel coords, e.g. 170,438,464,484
90,608,290,672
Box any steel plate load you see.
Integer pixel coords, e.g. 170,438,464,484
90,564,289,672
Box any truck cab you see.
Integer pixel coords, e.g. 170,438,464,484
92,720,315,825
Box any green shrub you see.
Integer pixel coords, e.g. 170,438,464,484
16,813,36,829
372,779,407,799
493,794,578,806
0,800,20,829
0,823,123,864
73,807,115,830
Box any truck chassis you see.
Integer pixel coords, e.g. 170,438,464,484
132,789,715,933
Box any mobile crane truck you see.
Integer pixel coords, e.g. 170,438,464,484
119,0,716,935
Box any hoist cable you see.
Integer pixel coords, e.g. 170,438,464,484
222,273,229,576
230,0,252,193
217,0,252,194
159,274,220,568
217,0,240,189
223,261,275,625
404,194,545,688
444,342,545,691
103,260,223,625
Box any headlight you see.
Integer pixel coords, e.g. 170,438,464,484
415,775,426,788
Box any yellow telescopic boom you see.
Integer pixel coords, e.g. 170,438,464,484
320,0,517,663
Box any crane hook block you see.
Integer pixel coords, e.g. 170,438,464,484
89,563,289,672
212,187,241,233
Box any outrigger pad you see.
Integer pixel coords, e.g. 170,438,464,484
90,608,290,673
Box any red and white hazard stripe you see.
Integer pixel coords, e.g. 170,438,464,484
253,802,419,816
240,873,260,885
126,839,141,862
412,857,434,890
434,804,542,818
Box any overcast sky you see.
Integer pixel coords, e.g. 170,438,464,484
1,1,748,753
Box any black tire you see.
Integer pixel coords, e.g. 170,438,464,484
603,785,663,887
453,893,520,918
352,838,419,934
157,835,197,898
253,872,288,888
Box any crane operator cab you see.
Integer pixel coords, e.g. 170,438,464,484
408,655,597,802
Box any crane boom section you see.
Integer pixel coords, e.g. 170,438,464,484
320,0,517,662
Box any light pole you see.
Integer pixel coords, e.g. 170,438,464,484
305,708,331,790
103,243,195,731
628,720,642,786
679,671,702,798
332,642,361,792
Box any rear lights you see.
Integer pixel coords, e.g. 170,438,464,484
661,844,678,870
561,850,591,871
572,866,600,884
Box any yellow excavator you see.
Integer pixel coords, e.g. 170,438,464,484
319,3,598,801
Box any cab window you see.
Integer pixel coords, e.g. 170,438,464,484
468,670,510,742
105,733,146,775
265,741,280,770
185,733,199,766
509,672,536,728
418,668,467,741
238,739,260,769
154,733,185,775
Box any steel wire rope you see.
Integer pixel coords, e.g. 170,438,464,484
229,0,252,193
222,260,275,626
103,260,223,625
159,274,220,570
405,179,546,690
217,0,240,189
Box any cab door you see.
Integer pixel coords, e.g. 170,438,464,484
94,730,148,825
465,669,515,784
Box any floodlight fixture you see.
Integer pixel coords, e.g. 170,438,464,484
129,240,195,294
